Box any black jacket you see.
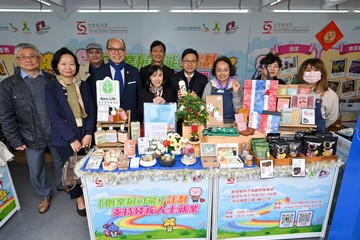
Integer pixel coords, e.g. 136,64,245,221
0,71,54,149
171,70,208,99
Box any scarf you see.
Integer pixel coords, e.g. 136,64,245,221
149,85,163,97
57,75,87,127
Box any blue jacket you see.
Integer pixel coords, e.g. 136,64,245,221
45,79,96,147
87,62,141,121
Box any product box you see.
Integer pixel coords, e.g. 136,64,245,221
301,109,315,125
206,95,224,126
200,143,219,168
277,98,290,111
217,143,243,168
332,132,352,164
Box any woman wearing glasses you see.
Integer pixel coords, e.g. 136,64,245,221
202,56,243,122
45,47,95,217
137,65,174,122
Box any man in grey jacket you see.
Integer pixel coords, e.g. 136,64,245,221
0,43,62,214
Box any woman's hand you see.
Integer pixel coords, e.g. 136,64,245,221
81,135,92,148
153,96,166,104
232,79,241,93
70,140,82,152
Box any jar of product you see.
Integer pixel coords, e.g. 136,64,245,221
244,154,253,167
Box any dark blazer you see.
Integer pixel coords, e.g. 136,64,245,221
137,87,175,122
171,70,208,100
0,71,53,148
88,62,142,121
45,80,96,147
140,64,175,89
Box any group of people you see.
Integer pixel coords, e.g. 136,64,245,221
0,39,339,217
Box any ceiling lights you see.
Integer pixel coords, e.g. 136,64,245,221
0,9,52,12
273,9,349,13
169,9,249,13
78,9,159,13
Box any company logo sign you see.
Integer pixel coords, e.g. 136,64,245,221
263,20,273,34
76,21,87,35
225,21,239,34
0,26,9,31
175,26,201,31
77,21,128,35
263,20,310,34
21,20,32,35
36,20,50,35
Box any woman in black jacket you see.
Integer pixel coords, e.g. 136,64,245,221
137,65,175,123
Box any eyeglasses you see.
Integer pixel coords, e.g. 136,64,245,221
16,55,39,61
183,60,197,64
107,47,125,53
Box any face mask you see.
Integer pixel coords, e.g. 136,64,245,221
303,71,322,84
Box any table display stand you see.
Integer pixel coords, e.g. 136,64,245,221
0,163,21,227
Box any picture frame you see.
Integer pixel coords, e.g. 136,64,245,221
330,59,346,78
292,158,306,177
347,59,360,79
281,56,298,74
260,159,274,179
341,79,356,98
328,80,341,94
200,143,219,168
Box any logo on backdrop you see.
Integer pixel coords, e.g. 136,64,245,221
10,23,18,33
175,26,201,31
225,20,239,34
76,21,87,35
77,21,128,35
212,21,221,34
36,20,50,35
21,20,31,35
263,20,273,34
0,26,9,32
263,20,310,34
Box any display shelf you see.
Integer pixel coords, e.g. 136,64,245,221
96,110,131,149
279,123,317,133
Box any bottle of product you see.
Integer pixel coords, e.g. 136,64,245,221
108,107,119,122
117,124,128,143
131,121,140,142
117,107,128,121
106,126,117,143
94,127,106,145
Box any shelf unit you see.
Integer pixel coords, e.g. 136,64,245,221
96,110,131,149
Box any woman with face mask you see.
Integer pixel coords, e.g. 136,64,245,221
297,58,339,132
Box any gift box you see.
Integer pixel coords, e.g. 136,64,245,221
259,111,281,134
243,80,279,114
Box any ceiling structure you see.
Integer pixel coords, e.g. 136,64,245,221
0,0,359,13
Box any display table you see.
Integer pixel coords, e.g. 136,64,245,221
0,142,20,228
76,147,342,240
77,154,213,240
213,160,342,239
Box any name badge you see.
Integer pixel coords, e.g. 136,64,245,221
128,81,136,85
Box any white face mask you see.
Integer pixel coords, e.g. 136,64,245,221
303,71,322,84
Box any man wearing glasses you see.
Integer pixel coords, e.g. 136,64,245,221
171,48,208,100
0,43,63,214
90,38,141,121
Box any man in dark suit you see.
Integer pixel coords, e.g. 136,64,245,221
140,40,175,89
171,48,208,100
87,38,141,121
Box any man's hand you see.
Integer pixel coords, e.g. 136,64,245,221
15,144,27,151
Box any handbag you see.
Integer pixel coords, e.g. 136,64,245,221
62,151,81,191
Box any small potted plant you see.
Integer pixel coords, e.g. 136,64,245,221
175,93,208,140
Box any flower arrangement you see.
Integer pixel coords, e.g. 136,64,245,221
148,136,166,156
183,144,195,157
190,123,199,142
175,93,208,126
163,133,188,154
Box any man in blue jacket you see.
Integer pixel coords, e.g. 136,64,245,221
0,43,63,214
87,38,141,121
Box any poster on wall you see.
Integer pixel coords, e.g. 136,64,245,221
84,175,210,239
215,169,337,239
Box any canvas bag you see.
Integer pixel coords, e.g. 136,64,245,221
62,152,81,191
243,67,279,114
